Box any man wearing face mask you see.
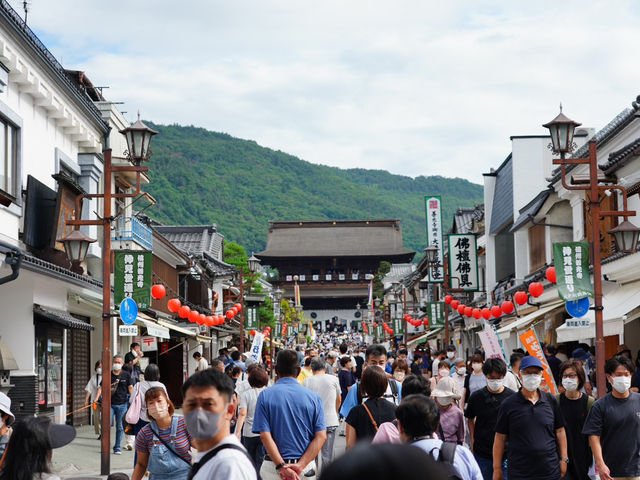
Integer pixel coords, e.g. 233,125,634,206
125,342,144,383
465,358,513,480
493,356,568,480
96,354,134,455
84,361,102,439
583,355,640,480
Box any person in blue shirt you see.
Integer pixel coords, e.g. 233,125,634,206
253,349,326,480
340,345,402,419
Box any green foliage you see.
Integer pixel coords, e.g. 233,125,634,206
223,240,248,274
143,122,484,255
373,261,392,297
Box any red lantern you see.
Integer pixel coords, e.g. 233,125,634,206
450,300,460,310
444,295,453,304
514,291,528,305
389,329,394,335
423,319,429,326
151,284,166,300
472,308,481,319
481,308,492,320
464,306,473,317
178,306,190,319
234,303,242,311
529,282,544,298
457,305,465,314
167,298,181,313
491,306,502,318
205,316,214,327
250,330,256,336
188,310,199,323
545,266,556,284
225,310,234,320
218,315,225,325
196,313,206,325
501,301,515,315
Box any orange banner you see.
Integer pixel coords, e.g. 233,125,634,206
518,328,558,395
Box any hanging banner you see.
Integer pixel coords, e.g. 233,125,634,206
553,242,593,301
392,316,405,335
477,327,506,362
375,323,383,340
426,302,445,328
425,196,444,282
448,234,479,291
114,251,152,310
274,322,282,340
245,306,259,330
519,328,558,395
249,332,265,363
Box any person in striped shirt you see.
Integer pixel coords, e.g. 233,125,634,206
132,387,192,480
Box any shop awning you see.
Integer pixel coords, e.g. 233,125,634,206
34,305,95,331
555,281,640,343
136,315,170,339
156,316,197,337
407,328,442,347
497,301,563,340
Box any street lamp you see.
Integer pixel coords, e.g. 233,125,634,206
119,114,158,165
543,108,640,398
248,254,261,273
424,245,439,265
58,229,96,273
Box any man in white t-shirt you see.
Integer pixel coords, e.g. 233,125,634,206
183,369,256,480
193,351,209,372
304,357,341,470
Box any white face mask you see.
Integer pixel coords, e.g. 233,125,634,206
521,374,542,392
113,363,123,372
562,378,579,392
393,371,406,382
446,352,455,359
131,349,138,358
471,363,482,372
487,379,504,392
439,369,449,378
96,368,102,375
456,367,467,376
437,396,452,406
147,404,168,420
611,376,631,394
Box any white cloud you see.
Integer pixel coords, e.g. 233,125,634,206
10,0,640,182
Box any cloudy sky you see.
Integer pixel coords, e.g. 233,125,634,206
11,1,640,183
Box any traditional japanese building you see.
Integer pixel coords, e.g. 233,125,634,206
256,220,414,330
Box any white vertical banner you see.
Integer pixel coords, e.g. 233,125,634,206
249,332,265,362
425,196,444,282
448,234,479,291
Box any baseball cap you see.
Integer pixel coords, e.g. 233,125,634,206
0,392,14,426
571,348,589,361
49,423,76,449
519,356,543,371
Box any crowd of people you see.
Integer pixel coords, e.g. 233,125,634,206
0,335,639,480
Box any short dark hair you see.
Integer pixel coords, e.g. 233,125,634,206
470,354,483,364
546,345,557,355
605,355,635,375
230,366,242,377
130,342,139,349
482,358,507,377
144,363,160,382
398,349,408,356
360,366,388,398
340,356,352,368
310,357,326,372
560,360,586,390
107,474,131,480
339,343,348,354
275,350,300,377
193,352,202,359
396,394,440,438
400,374,430,397
248,367,269,388
304,356,312,367
182,369,235,402
145,386,175,416
94,360,101,370
230,351,241,361
510,352,524,368
366,344,387,361
446,345,457,352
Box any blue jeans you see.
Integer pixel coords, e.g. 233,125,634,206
475,453,507,480
111,403,127,452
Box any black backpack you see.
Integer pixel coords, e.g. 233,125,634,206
428,442,463,480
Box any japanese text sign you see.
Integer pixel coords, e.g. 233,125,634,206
114,251,152,310
392,316,405,335
245,306,259,330
448,234,479,291
518,328,558,395
249,332,264,362
553,242,593,301
425,196,444,282
477,327,506,362
427,302,445,328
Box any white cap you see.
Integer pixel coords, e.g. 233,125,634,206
0,392,15,425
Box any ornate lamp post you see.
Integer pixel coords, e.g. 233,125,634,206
238,254,261,352
543,108,640,398
57,115,157,475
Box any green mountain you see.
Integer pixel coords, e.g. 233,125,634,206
143,122,484,256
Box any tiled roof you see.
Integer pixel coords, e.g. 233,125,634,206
601,137,640,174
384,263,416,285
154,225,224,260
489,157,514,235
451,205,484,234
202,252,236,277
510,189,551,233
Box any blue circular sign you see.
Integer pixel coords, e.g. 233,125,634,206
565,297,590,318
120,298,138,325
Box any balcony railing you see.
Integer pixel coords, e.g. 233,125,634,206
112,216,153,251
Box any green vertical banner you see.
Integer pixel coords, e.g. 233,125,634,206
114,251,152,310
245,306,259,330
392,316,404,336
427,302,445,328
274,322,282,340
375,323,383,340
553,242,593,301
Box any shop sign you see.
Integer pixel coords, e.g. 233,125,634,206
375,323,383,339
249,332,265,362
118,325,138,336
245,306,259,330
519,328,558,395
553,242,593,301
426,302,445,328
448,234,479,291
274,322,282,340
141,336,157,352
146,324,170,339
392,316,404,335
114,251,152,310
425,196,444,282
563,318,590,328
477,327,506,361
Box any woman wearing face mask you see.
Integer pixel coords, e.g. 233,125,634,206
431,377,464,445
452,358,467,403
391,359,410,383
84,361,102,439
132,387,192,480
556,361,593,480
429,360,452,393
463,354,487,407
